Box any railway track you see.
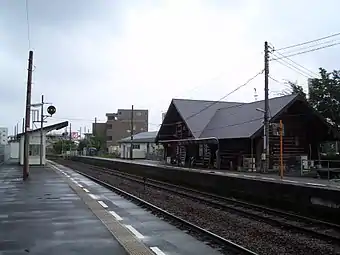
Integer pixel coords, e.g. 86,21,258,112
96,166,340,244
50,160,256,255
55,159,340,254
67,161,340,244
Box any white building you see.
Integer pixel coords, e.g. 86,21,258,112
0,127,8,145
118,131,162,159
16,121,68,165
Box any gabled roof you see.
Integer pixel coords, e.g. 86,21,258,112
200,94,297,139
159,94,307,141
118,131,158,143
17,121,69,137
172,99,243,138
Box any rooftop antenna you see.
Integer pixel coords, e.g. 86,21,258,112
254,88,258,101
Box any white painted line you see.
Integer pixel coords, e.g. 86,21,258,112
282,180,298,183
243,175,256,178
125,225,144,239
227,173,239,177
77,183,84,188
98,201,108,208
89,194,99,200
306,182,327,187
150,247,166,255
83,188,90,193
261,177,275,180
109,210,123,221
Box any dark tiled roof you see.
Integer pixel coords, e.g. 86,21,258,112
172,99,243,138
168,94,299,140
200,94,297,139
17,121,69,137
118,131,158,143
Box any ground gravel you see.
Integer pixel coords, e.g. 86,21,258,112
58,160,340,255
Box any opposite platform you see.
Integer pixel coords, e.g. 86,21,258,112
83,156,340,190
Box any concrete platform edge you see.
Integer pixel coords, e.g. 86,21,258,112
49,162,155,255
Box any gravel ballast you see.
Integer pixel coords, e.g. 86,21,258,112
57,160,340,255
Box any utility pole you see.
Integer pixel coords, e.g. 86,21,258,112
40,95,44,166
130,105,134,160
23,50,34,181
22,118,25,133
264,41,270,172
94,117,97,136
69,123,72,155
69,123,72,141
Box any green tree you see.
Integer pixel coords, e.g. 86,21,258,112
276,80,307,98
309,68,340,129
287,80,307,99
77,139,89,152
52,140,76,154
89,135,106,151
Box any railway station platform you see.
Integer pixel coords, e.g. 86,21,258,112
0,162,222,255
81,156,340,190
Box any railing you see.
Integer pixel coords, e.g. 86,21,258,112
301,159,340,181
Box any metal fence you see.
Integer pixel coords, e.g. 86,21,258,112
301,159,340,180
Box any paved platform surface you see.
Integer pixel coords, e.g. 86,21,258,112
50,161,223,255
84,156,340,190
0,164,131,255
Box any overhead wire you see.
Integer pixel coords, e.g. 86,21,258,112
25,0,31,49
274,32,340,52
159,110,316,139
269,76,295,96
270,41,340,61
279,38,340,56
179,69,264,123
271,50,319,78
49,116,160,127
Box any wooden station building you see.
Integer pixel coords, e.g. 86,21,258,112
156,94,336,171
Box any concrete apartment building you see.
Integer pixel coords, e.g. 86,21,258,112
93,108,149,152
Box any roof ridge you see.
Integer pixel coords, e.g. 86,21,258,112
172,98,243,104
173,94,296,106
216,94,298,111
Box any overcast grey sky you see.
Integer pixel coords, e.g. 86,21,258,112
1,0,339,135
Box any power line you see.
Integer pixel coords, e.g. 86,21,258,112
281,39,340,56
271,50,319,78
271,57,311,79
274,32,340,52
271,42,340,61
159,111,315,138
49,116,160,126
181,69,264,122
269,76,296,96
25,0,31,49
